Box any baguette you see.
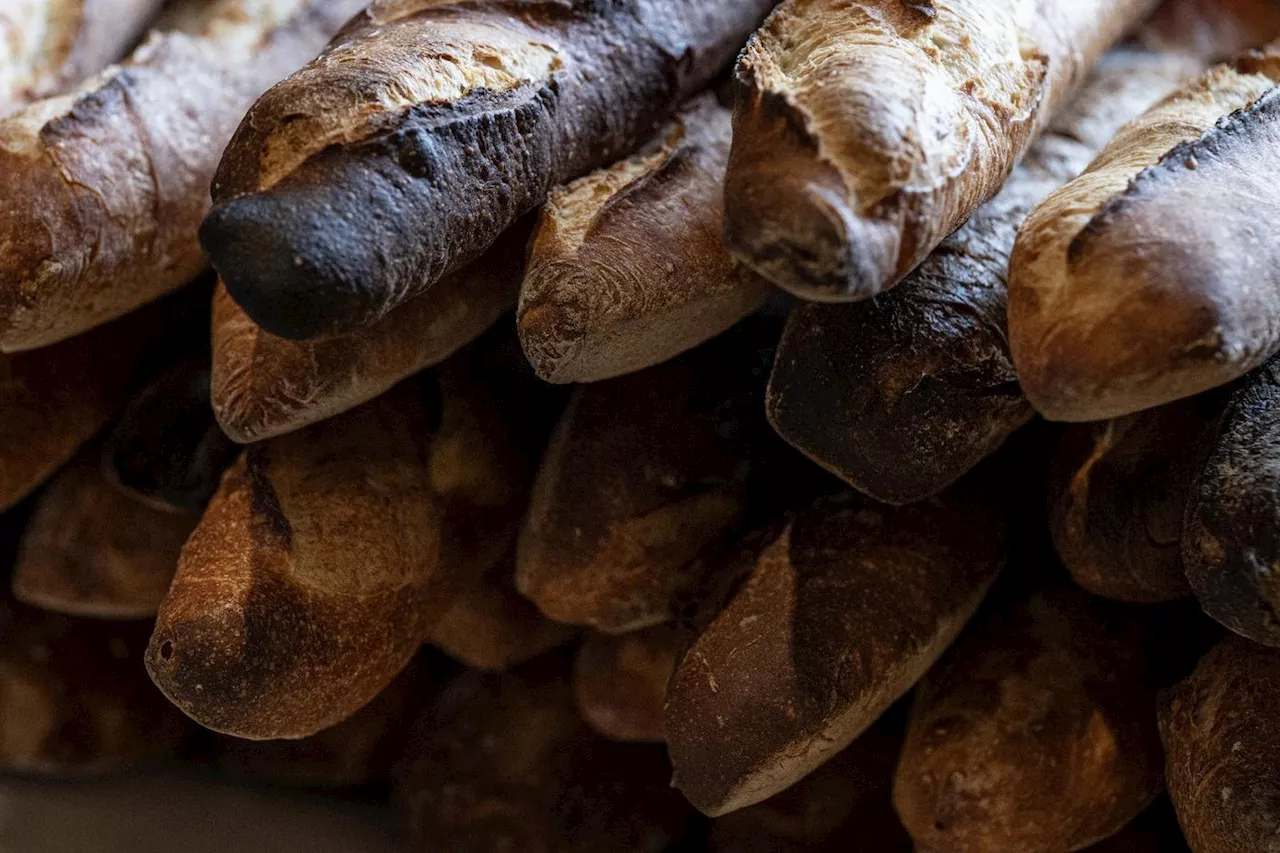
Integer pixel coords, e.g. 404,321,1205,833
145,379,449,739
0,600,189,775
398,655,693,853
707,719,910,852
1159,635,1280,853
0,0,165,112
665,488,1007,816
1049,394,1224,603
765,48,1194,503
102,359,238,515
11,444,196,619
516,326,774,634
1184,356,1280,646
573,626,679,743
426,551,576,672
518,92,771,384
893,589,1165,853
1009,44,1280,421
722,0,1157,302
0,0,365,352
0,285,205,513
200,0,779,340
212,220,531,444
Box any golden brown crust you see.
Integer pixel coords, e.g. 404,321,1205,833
572,626,679,743
0,0,166,113
664,489,1007,817
0,600,189,775
11,444,196,620
516,329,775,634
724,0,1157,301
146,380,449,739
893,590,1165,853
398,655,693,853
0,0,364,352
765,47,1194,504
0,285,206,513
211,220,530,444
201,0,778,339
1160,635,1280,853
1049,394,1224,603
1009,44,1280,420
518,92,772,384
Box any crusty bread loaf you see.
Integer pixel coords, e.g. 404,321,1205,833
766,48,1194,504
1184,355,1280,647
398,655,693,853
212,220,531,444
707,720,911,852
0,599,190,775
0,285,206,513
426,551,575,672
0,0,365,352
209,656,427,789
518,92,771,384
145,379,449,739
893,589,1165,853
723,0,1157,302
517,327,775,634
572,626,679,743
1160,635,1280,853
1009,43,1280,421
11,444,196,619
201,0,779,340
1140,0,1280,62
1050,394,1224,603
665,487,1007,816
102,359,238,515
0,0,166,113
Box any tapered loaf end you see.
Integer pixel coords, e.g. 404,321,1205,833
146,605,264,738
202,188,387,341
517,291,589,385
724,64,897,302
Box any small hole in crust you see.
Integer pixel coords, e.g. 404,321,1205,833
159,640,174,661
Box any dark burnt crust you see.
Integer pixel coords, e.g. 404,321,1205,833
206,0,776,339
1050,396,1222,604
208,82,561,338
1068,84,1280,265
0,0,364,349
1183,356,1280,645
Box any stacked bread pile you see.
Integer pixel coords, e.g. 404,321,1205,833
5,0,1280,850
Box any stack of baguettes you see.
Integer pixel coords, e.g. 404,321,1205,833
9,0,1280,850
